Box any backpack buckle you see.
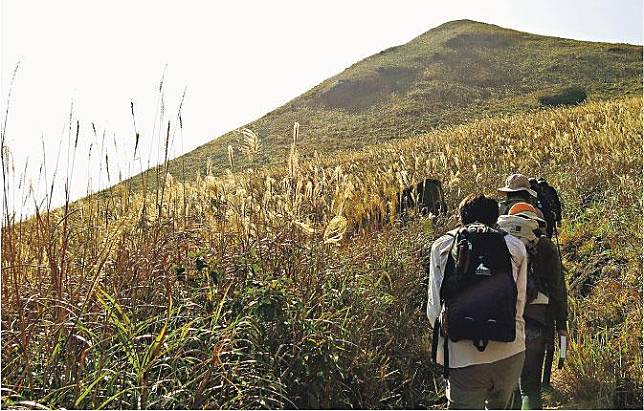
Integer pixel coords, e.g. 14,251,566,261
474,338,488,352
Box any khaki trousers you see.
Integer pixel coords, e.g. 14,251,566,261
447,351,526,410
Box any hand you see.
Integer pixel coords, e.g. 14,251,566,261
557,329,569,339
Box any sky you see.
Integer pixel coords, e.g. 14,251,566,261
1,0,642,215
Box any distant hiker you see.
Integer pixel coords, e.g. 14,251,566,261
498,203,568,410
426,194,528,409
397,178,447,218
497,174,539,215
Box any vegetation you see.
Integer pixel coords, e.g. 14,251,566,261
125,20,643,186
2,97,641,409
539,86,588,107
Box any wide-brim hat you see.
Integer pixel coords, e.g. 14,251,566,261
498,173,538,198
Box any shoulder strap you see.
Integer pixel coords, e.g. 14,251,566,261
443,334,449,379
432,315,449,379
431,315,450,379
433,231,458,379
431,317,440,364
438,231,459,301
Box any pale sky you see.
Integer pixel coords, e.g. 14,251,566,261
1,0,642,214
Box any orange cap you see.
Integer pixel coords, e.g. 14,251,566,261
509,202,536,215
509,202,546,224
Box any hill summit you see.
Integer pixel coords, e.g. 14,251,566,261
150,20,642,182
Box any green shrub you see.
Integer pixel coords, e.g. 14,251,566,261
539,86,587,106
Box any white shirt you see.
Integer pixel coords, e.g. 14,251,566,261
426,228,528,368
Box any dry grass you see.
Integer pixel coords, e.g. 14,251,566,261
1,97,642,409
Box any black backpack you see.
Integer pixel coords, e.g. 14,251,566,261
529,178,562,238
397,178,448,217
432,224,517,377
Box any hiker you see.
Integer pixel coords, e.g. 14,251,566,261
426,193,528,409
498,203,568,410
497,173,539,215
397,178,448,218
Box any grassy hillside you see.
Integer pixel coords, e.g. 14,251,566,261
2,97,641,409
133,19,643,186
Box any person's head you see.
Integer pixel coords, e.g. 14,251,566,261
458,194,499,226
498,173,537,199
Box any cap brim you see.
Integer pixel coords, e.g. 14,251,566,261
497,187,538,198
515,212,546,224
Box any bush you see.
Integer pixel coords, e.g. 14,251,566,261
539,86,587,107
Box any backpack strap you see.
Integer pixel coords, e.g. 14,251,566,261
431,317,440,364
443,332,449,379
431,314,450,379
433,232,457,379
438,231,458,301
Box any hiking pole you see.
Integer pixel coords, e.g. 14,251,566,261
542,333,555,387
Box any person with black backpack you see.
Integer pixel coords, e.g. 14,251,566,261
499,203,568,410
426,194,528,409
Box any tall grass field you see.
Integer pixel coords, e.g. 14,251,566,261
1,96,641,409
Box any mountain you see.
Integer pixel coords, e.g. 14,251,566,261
5,20,642,409
137,20,642,186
